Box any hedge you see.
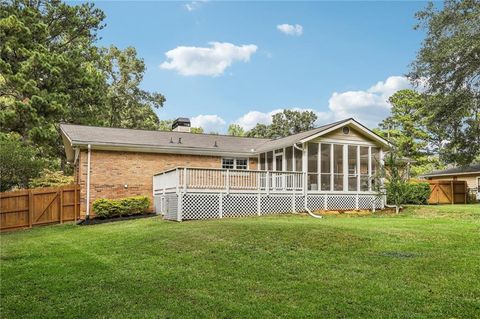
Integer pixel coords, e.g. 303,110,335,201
386,181,431,205
93,196,150,219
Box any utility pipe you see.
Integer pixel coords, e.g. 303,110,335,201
86,144,91,220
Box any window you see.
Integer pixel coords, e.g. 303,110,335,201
308,143,318,190
267,151,273,170
259,153,265,170
333,144,344,191
222,158,234,169
236,159,248,170
348,145,358,191
285,147,293,171
320,143,331,191
360,147,369,191
294,147,303,172
222,158,248,170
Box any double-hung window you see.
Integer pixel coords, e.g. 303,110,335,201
222,158,248,170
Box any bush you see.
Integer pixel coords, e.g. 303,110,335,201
92,196,150,219
29,169,74,188
386,181,431,205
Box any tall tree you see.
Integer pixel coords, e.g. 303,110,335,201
101,46,165,130
246,110,317,138
0,0,106,162
227,124,245,136
375,89,439,176
0,0,166,169
409,0,480,165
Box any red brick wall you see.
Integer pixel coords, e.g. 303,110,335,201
77,149,258,217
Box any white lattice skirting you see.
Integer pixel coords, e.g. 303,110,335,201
155,192,384,221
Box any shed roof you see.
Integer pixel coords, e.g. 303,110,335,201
421,163,480,177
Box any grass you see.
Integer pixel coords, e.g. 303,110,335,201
1,204,479,318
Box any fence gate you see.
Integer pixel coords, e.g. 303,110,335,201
0,185,80,231
427,180,466,204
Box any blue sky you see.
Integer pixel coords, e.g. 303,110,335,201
92,1,427,132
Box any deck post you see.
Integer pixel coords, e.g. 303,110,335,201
324,193,328,210
219,193,223,218
355,194,359,210
177,192,183,222
257,192,261,216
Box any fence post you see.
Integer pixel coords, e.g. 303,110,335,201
450,181,454,204
28,189,33,228
60,188,64,224
74,185,78,223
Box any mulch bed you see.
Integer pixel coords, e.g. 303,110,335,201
79,213,157,226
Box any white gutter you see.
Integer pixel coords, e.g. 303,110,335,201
86,144,92,219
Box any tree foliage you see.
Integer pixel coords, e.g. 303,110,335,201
227,124,245,136
375,89,442,176
0,133,46,192
0,0,165,172
409,0,480,165
246,110,317,138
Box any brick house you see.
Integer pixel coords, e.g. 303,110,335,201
60,118,391,220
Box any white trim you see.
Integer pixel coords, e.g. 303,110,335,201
423,171,480,178
86,144,92,218
314,138,378,147
299,119,391,148
343,144,348,192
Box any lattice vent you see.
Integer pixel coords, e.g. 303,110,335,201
306,195,326,211
223,194,258,218
182,193,220,220
261,195,293,214
327,195,356,210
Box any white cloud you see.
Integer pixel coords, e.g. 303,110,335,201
277,24,303,36
234,108,333,131
160,42,258,76
327,76,412,126
184,0,208,11
191,114,226,133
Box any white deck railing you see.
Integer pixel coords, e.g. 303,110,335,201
153,167,305,194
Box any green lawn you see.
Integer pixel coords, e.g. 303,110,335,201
1,205,479,318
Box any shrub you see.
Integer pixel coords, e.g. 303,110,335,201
92,196,150,219
405,182,431,204
386,181,431,205
29,169,74,188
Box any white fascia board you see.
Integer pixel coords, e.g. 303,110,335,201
422,171,480,178
299,119,392,149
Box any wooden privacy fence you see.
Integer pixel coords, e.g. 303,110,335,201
427,180,467,204
0,185,80,231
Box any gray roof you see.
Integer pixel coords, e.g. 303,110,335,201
422,163,480,177
60,118,387,161
60,124,269,154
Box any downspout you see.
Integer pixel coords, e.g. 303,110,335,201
86,144,92,220
294,142,322,218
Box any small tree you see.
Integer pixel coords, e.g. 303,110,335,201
0,133,46,192
376,151,410,214
29,169,74,188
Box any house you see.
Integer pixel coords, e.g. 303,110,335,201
422,164,480,200
60,118,391,221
